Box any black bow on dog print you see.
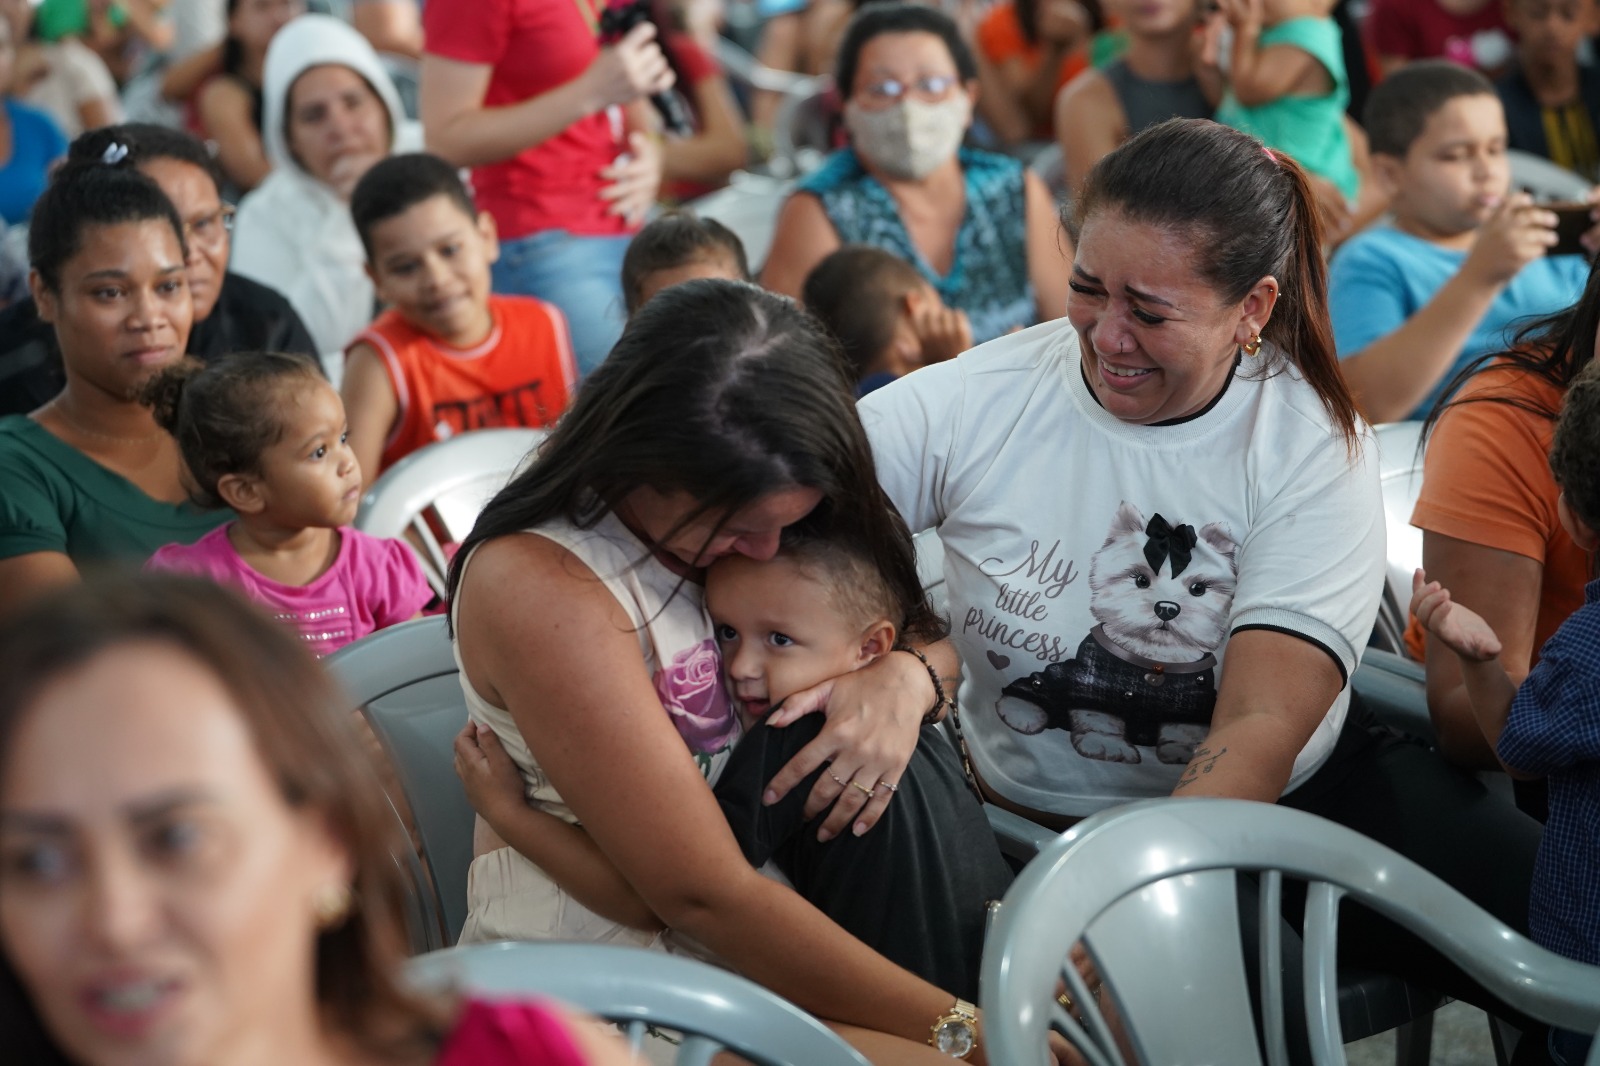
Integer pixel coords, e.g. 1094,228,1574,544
1143,513,1198,577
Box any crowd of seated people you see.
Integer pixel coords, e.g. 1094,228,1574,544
4,0,1600,1063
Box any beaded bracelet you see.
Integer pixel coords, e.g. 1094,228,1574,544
895,643,955,726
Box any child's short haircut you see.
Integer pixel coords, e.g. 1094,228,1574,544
1550,358,1600,530
802,246,926,380
142,352,324,509
621,210,751,313
1363,60,1497,158
350,153,477,259
779,526,904,634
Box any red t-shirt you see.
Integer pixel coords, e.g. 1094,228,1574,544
351,294,578,473
423,0,630,239
1365,0,1514,73
435,999,588,1066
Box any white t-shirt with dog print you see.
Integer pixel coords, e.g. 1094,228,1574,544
861,319,1385,817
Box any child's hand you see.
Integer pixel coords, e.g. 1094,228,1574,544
1410,568,1504,662
453,722,529,825
1214,0,1262,37
912,299,973,365
1463,192,1560,287
1036,0,1092,46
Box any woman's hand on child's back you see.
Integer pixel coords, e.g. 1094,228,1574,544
454,721,531,827
1411,569,1505,662
761,651,930,842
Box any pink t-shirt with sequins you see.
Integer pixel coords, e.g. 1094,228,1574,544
147,524,432,656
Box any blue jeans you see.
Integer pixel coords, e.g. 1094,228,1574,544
492,229,631,379
1551,1028,1594,1064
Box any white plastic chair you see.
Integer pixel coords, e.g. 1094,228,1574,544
407,941,872,1066
1371,421,1425,656
1510,149,1593,203
354,428,545,596
327,616,472,950
982,798,1600,1066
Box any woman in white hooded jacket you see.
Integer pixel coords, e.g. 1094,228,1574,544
230,14,416,380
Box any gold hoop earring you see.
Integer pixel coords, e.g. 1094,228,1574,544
313,883,353,930
1242,334,1263,356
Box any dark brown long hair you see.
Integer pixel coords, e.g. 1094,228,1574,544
0,574,448,1064
1071,118,1362,450
447,278,943,642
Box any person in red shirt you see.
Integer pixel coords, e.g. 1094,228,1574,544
1365,0,1516,77
342,154,578,482
419,0,674,379
975,0,1095,143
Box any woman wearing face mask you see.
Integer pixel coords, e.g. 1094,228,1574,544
762,1,1071,344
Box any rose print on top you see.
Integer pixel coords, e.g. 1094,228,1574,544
655,638,740,754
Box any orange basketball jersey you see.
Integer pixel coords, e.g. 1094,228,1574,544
355,294,578,473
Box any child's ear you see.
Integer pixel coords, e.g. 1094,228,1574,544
478,210,500,266
1371,152,1405,198
857,618,898,665
217,472,267,516
1558,492,1600,550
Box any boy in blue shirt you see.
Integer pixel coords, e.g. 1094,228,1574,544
1411,357,1600,1064
1330,60,1592,422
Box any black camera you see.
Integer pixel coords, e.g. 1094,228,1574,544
599,0,694,137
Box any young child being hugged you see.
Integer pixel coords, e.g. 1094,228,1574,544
144,353,433,656
1410,357,1600,1065
802,245,973,397
342,153,578,485
455,519,1012,1000
620,210,752,316
1211,0,1362,211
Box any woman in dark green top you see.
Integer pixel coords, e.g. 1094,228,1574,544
0,154,226,615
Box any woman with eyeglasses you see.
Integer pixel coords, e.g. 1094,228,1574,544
762,1,1072,344
0,157,231,617
0,123,316,417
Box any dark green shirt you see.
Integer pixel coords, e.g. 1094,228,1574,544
0,416,228,563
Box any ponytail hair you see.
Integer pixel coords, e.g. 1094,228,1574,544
1070,119,1362,450
141,352,324,509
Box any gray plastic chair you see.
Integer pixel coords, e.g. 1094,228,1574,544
407,941,873,1066
982,798,1600,1066
354,428,546,596
1510,149,1594,202
326,616,472,949
1371,421,1425,657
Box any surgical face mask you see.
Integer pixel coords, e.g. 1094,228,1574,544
844,95,971,181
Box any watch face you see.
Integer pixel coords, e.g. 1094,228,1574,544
934,1018,976,1058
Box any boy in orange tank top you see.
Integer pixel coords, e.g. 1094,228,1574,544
341,154,578,483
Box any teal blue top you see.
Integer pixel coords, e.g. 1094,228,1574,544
799,147,1035,343
0,416,229,564
1214,17,1359,202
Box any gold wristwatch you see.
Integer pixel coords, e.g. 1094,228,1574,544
929,998,978,1059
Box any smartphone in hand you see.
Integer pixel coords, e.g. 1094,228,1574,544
1546,201,1593,257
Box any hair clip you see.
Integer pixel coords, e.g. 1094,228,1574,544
101,142,130,166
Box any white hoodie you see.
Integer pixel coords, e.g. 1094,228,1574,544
229,15,418,380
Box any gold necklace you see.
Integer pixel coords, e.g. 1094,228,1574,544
46,397,166,446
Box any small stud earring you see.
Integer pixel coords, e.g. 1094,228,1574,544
313,883,353,930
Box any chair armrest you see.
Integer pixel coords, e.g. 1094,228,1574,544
985,804,1058,863
1352,649,1435,746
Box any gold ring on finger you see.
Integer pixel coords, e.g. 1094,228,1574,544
849,780,875,796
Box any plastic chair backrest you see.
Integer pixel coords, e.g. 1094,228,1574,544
1372,421,1425,655
354,428,545,595
1509,149,1593,202
326,616,473,947
407,941,874,1066
687,172,796,274
982,798,1600,1066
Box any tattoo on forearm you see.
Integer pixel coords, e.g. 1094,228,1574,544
1175,746,1228,790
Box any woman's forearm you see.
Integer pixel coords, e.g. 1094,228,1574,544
423,72,603,168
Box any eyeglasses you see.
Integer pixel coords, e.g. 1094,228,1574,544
858,74,960,104
184,205,236,249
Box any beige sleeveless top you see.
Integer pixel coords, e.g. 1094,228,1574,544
451,509,742,825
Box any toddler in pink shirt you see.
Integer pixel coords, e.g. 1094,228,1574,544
144,353,431,656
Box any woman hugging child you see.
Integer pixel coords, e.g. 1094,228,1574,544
143,353,432,656
456,513,1012,1001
